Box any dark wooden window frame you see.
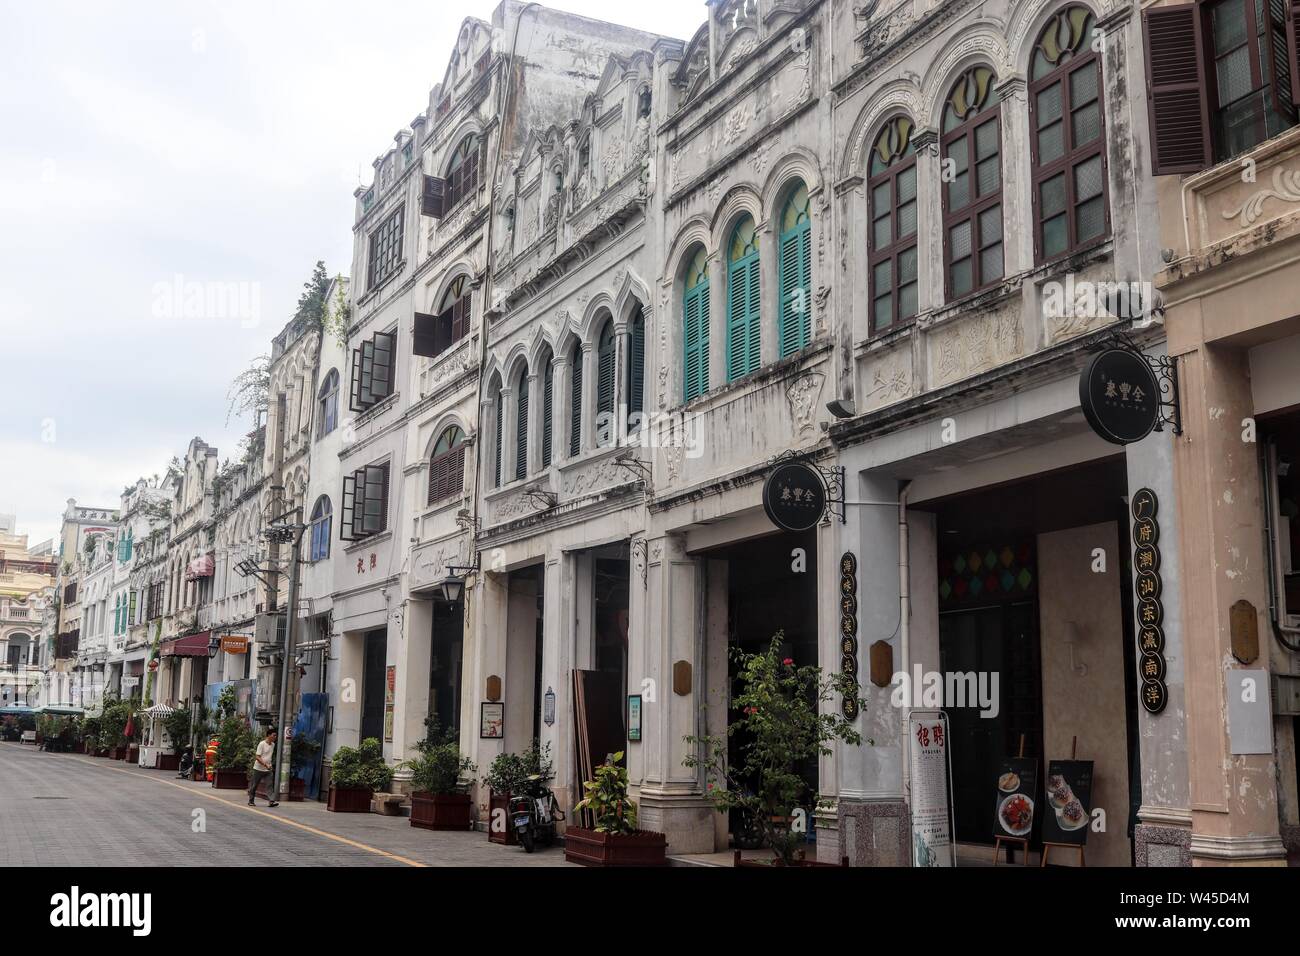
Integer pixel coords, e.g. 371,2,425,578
427,426,466,506
445,133,482,212
366,207,404,289
1028,9,1111,264
414,275,471,360
341,461,390,542
941,82,1005,301
1201,0,1297,162
867,117,919,334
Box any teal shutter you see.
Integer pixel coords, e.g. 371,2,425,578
684,281,710,401
746,256,761,371
570,346,583,457
628,313,644,421
494,391,503,487
726,259,748,380
778,220,812,356
515,381,528,480
596,325,615,448
542,359,553,467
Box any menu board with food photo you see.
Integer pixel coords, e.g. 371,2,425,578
1042,760,1093,845
992,758,1038,840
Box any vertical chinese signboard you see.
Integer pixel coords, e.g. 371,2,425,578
908,710,955,867
1131,488,1167,714
840,552,859,720
383,665,396,742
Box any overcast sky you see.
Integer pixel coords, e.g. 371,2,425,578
0,0,703,549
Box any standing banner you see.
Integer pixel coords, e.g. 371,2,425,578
993,757,1038,841
907,710,956,867
1043,760,1094,845
383,666,396,743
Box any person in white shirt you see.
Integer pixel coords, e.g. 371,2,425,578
248,729,279,807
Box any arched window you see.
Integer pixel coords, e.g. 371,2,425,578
310,497,332,561
415,275,471,359
942,66,1004,299
1030,5,1108,261
428,425,466,505
683,246,710,401
868,115,918,332
778,181,813,356
627,306,645,431
515,367,530,480
317,369,339,438
491,376,504,487
596,320,616,446
569,342,583,457
726,216,761,380
446,134,481,210
541,354,554,467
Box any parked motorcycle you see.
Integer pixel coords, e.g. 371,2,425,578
509,775,563,853
177,746,195,779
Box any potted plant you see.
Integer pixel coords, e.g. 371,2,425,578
211,714,257,790
81,716,102,755
565,752,667,867
683,632,866,867
482,742,552,844
404,720,475,830
327,737,393,812
98,697,129,759
159,707,192,771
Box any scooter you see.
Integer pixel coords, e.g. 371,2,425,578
177,746,196,779
509,775,563,853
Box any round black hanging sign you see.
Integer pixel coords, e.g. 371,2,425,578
762,461,827,532
1079,348,1161,445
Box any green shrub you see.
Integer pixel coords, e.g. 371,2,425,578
214,715,257,771
575,752,637,835
330,737,394,792
483,741,552,797
163,707,193,755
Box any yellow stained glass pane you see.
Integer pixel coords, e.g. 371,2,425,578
781,182,810,233
687,246,708,289
730,216,758,261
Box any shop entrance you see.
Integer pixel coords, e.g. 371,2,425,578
920,456,1138,864
573,546,629,812
428,599,464,742
703,529,818,846
504,565,543,754
359,628,387,743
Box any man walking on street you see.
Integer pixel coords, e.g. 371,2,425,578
249,728,279,808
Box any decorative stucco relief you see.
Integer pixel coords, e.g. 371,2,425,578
861,347,913,412
562,457,624,497
785,372,825,434
930,307,1024,388
1221,166,1300,228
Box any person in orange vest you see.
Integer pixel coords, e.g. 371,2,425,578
205,735,219,782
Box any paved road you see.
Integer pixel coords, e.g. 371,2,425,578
0,742,573,867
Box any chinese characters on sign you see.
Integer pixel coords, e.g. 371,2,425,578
1131,488,1167,714
761,460,827,533
840,552,859,720
908,711,955,867
1079,348,1161,445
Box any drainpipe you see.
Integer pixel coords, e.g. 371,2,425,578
898,480,912,801
1260,440,1300,653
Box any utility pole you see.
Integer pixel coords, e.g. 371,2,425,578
266,508,304,802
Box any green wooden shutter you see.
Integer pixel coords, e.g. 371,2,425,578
494,391,503,487
515,380,529,480
684,287,701,401
726,259,748,381
597,327,615,417
542,360,554,467
779,220,812,356
746,256,761,372
629,314,644,421
570,347,583,457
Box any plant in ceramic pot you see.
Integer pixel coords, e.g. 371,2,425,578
404,719,475,830
683,631,867,867
327,737,393,812
211,715,257,790
81,716,102,754
565,752,667,867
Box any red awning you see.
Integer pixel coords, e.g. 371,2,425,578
185,554,215,581
160,632,211,658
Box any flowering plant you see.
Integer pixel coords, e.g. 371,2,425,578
684,632,866,865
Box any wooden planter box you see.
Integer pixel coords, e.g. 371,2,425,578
488,790,517,845
212,768,248,790
256,777,306,801
410,791,473,831
563,827,668,867
126,745,139,763
327,785,373,812
94,748,109,758
157,753,180,771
